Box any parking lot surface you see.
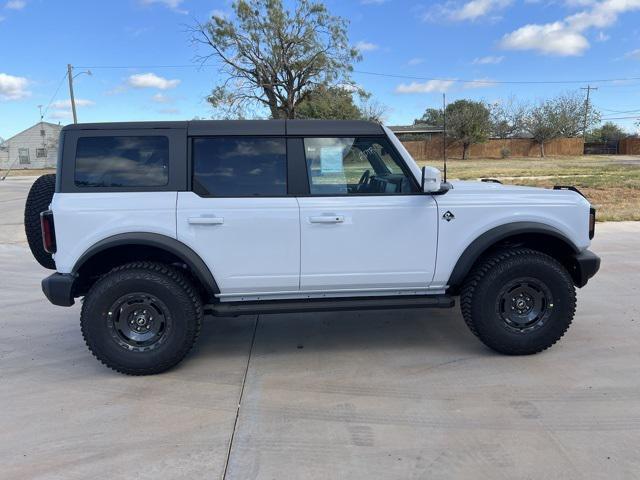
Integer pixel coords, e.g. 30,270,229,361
1,177,639,479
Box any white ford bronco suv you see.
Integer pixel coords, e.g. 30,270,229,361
24,120,600,375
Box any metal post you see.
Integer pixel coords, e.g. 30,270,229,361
442,93,447,182
67,64,78,124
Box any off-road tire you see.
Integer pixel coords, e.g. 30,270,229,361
24,174,56,269
81,262,203,375
461,248,576,355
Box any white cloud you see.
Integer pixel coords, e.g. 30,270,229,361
127,73,181,90
407,57,425,66
0,73,30,101
426,0,512,22
472,55,504,64
500,0,640,56
152,93,173,103
500,21,589,56
159,107,180,114
140,0,187,14
395,80,454,93
625,49,640,60
5,0,26,10
49,111,72,120
50,99,95,109
596,31,610,41
463,78,497,88
355,41,379,52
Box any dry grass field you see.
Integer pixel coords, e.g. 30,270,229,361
416,155,640,221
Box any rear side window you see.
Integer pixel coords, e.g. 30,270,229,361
192,137,287,197
75,136,169,188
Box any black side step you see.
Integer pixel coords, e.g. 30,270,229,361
205,295,455,316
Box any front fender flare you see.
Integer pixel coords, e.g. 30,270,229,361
447,222,580,290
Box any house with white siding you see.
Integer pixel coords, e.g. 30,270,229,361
0,122,63,171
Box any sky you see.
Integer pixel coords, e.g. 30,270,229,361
1,0,640,139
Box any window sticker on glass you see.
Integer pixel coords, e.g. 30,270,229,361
320,146,344,174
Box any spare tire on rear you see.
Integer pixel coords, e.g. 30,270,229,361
24,174,56,270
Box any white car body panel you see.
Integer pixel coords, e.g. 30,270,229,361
176,192,300,296
431,181,592,287
52,192,177,273
298,195,438,292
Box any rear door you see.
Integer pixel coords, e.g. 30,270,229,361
296,136,439,294
177,135,300,300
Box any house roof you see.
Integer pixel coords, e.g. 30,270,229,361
388,124,444,134
4,121,63,142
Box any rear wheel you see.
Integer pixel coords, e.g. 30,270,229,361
24,174,56,269
461,248,576,355
81,262,202,375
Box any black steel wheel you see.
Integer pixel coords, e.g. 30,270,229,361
461,248,576,355
81,262,202,375
107,293,173,352
496,278,553,333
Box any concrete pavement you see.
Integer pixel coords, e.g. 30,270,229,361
1,177,639,479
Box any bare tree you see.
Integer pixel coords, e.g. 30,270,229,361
522,92,600,157
489,97,525,139
192,0,360,119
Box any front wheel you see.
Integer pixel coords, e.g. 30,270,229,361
461,248,576,355
81,262,203,375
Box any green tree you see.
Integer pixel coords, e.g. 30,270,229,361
192,0,360,119
296,85,388,121
296,86,363,120
446,100,492,159
414,108,444,127
588,122,627,143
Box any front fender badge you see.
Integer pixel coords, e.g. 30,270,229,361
443,211,455,222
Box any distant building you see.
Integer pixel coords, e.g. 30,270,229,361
0,122,62,171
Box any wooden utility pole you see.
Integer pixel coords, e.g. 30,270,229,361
581,85,598,140
67,64,78,124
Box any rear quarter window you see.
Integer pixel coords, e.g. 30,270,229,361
192,137,287,197
75,136,169,188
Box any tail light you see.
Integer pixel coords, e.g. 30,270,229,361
40,210,57,254
589,207,596,240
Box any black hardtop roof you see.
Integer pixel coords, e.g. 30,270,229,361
62,119,384,136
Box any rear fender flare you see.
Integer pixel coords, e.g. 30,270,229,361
72,233,220,297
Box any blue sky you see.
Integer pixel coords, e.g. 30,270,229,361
1,0,640,139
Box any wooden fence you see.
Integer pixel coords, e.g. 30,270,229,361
619,138,640,155
401,137,585,160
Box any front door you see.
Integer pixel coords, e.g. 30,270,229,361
177,136,299,300
297,136,438,294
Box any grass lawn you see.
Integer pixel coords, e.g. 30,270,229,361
415,155,640,222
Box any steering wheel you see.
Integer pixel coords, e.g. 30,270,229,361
357,169,371,191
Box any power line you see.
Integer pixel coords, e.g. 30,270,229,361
42,71,69,117
73,63,640,86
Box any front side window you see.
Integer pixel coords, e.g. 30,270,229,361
304,137,416,195
75,136,169,188
193,137,287,197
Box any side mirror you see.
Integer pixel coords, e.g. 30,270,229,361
421,166,442,193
